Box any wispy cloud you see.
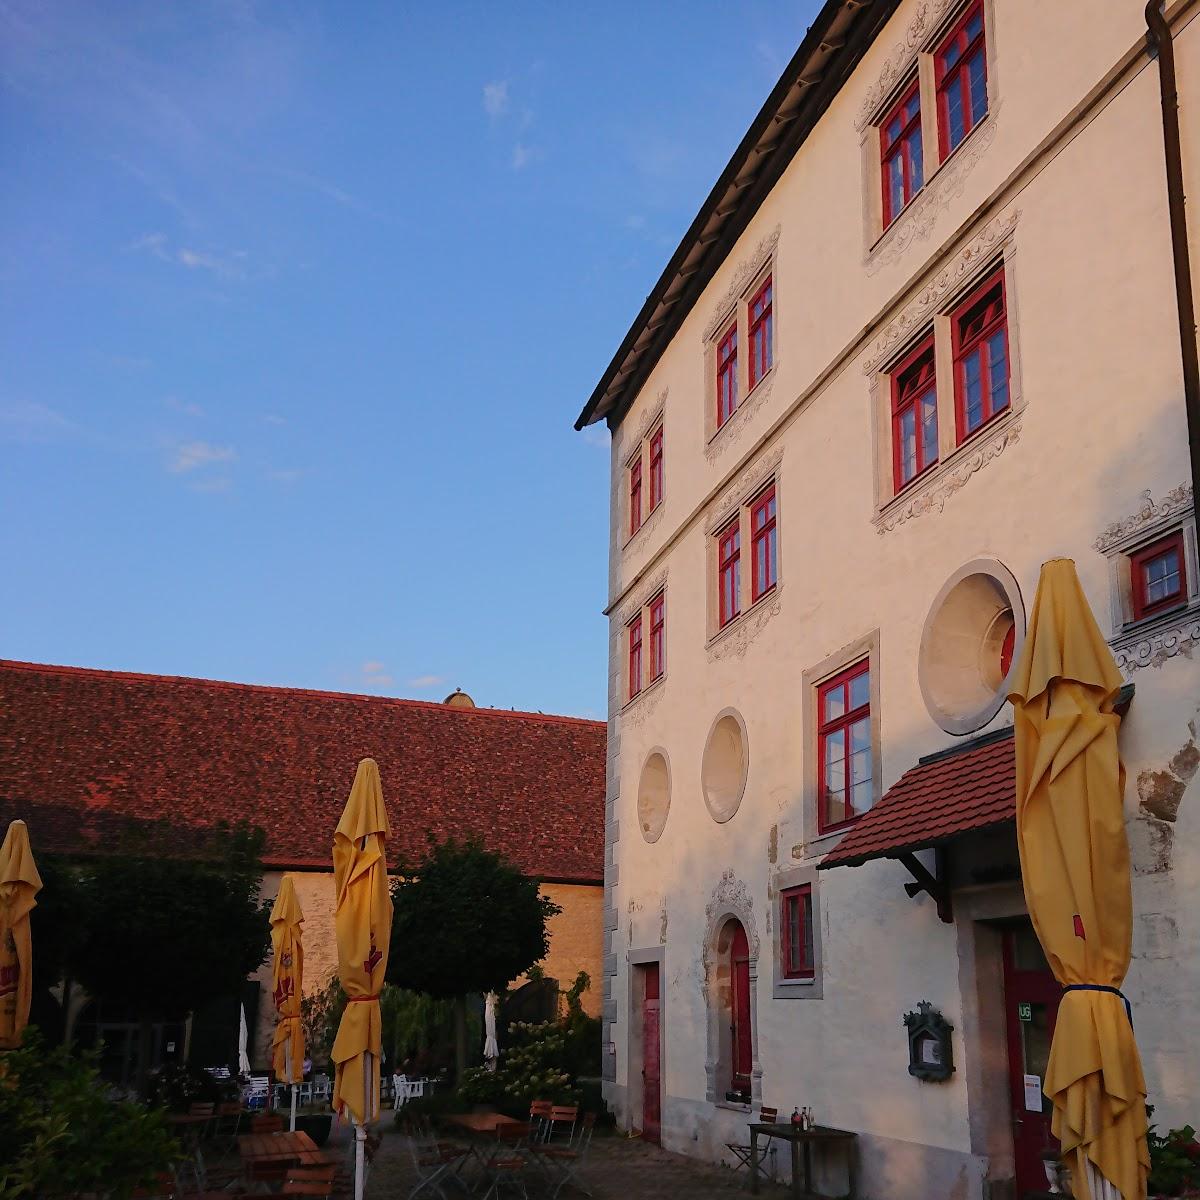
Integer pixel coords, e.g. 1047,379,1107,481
189,475,232,494
359,661,394,690
511,142,539,170
407,674,446,689
128,232,249,279
169,440,235,473
165,395,204,417
581,426,609,449
0,400,80,443
482,80,509,118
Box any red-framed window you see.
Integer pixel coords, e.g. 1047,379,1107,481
648,427,664,512
629,456,643,536
748,277,773,389
716,322,739,429
936,0,987,161
881,80,924,228
780,885,815,980
952,269,1009,443
817,660,873,832
648,593,666,682
891,337,938,491
717,518,741,628
729,920,752,1095
1131,532,1187,621
627,615,643,700
750,484,777,603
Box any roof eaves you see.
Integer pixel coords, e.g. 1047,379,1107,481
573,0,903,432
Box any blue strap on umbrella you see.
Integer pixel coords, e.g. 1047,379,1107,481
1062,984,1133,1027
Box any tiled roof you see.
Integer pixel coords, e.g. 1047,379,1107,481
0,660,606,883
819,728,1015,870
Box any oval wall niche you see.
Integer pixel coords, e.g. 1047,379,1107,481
702,710,749,823
637,751,672,843
919,559,1025,736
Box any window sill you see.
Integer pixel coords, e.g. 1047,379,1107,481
705,366,777,462
621,498,666,556
774,976,822,1001
620,673,666,719
867,110,993,259
706,584,782,660
874,407,1020,534
1109,599,1200,672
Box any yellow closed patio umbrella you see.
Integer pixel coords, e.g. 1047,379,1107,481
270,874,305,1131
1009,559,1149,1200
0,819,43,1050
330,758,392,1200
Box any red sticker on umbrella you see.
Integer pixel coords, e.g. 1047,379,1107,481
1073,914,1086,939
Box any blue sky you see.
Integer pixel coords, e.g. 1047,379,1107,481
1,1,820,719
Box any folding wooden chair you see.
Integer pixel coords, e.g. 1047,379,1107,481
726,1106,778,1185
528,1100,554,1142
541,1113,597,1199
479,1121,533,1200
250,1113,284,1134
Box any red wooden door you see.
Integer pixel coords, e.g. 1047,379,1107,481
1002,924,1062,1198
641,964,661,1144
730,922,752,1097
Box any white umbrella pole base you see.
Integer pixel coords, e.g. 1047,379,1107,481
1083,1159,1122,1200
290,1083,297,1133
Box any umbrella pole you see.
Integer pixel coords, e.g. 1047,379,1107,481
353,1049,371,1200
290,1082,297,1132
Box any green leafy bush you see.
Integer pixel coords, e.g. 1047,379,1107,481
459,1019,579,1114
1148,1110,1200,1197
146,1061,237,1113
0,1030,176,1199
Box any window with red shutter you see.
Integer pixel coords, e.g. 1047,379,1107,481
750,485,777,602
628,615,643,700
780,885,815,980
817,661,873,832
717,519,741,629
629,456,643,536
648,427,664,512
648,594,665,683
881,80,923,228
716,323,739,428
748,277,773,389
1130,532,1187,621
952,270,1009,443
891,338,938,491
936,1,987,160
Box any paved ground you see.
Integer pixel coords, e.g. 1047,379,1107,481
361,1124,775,1200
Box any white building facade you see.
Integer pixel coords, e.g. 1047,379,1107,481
576,3,1200,1198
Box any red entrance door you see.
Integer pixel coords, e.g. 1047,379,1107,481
730,921,752,1098
1002,923,1062,1198
641,964,661,1144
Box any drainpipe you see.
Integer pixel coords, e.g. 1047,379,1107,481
1146,0,1200,533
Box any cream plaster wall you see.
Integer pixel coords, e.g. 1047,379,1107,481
250,872,601,1067
600,3,1200,1197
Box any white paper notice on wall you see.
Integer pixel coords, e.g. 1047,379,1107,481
1023,1074,1043,1112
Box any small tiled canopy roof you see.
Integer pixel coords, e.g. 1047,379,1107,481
819,728,1016,871
0,660,606,883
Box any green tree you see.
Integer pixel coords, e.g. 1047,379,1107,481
386,839,560,1080
69,822,271,1093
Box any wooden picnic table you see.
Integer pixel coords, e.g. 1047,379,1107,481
237,1129,337,1167
748,1122,858,1200
443,1112,525,1135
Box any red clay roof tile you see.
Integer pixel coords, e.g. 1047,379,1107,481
0,660,606,882
819,728,1015,869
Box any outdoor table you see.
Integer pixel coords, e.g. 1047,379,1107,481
749,1122,858,1200
443,1112,525,1135
238,1129,337,1169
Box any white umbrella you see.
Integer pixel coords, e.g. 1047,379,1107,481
483,992,500,1070
238,1003,251,1076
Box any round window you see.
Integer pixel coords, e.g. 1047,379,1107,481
919,560,1024,735
702,710,748,823
637,751,672,843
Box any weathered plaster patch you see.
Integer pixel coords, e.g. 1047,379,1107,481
768,824,778,865
659,902,668,946
1135,912,1179,960
791,843,804,860
1129,816,1175,876
1169,740,1200,783
1138,769,1187,823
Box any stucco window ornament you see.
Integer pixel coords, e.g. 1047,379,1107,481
854,0,966,133
1092,484,1193,554
1113,615,1200,673
863,209,1020,375
707,586,783,663
622,674,666,727
621,393,667,557
704,374,776,464
875,417,1021,535
700,227,781,345
865,112,999,274
903,1001,955,1082
705,447,786,535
